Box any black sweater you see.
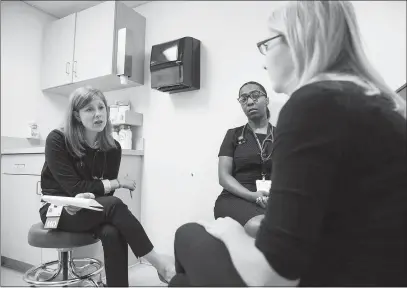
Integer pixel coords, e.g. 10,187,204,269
40,129,121,199
255,81,407,286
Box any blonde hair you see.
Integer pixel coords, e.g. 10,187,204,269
269,1,406,117
63,86,116,158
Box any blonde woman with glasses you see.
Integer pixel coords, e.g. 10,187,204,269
169,1,406,286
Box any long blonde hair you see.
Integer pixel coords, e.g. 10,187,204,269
269,1,406,117
63,86,116,158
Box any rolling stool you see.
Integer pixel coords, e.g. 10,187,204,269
23,222,104,287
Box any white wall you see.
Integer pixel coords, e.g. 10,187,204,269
105,0,406,255
1,1,68,141
352,1,406,90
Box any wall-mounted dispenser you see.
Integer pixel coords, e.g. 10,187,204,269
117,28,133,85
150,37,200,94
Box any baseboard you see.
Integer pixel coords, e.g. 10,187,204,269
1,256,33,273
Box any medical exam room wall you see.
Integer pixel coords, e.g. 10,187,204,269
104,1,406,255
1,1,68,148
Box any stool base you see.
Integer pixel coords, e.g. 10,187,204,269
23,250,104,287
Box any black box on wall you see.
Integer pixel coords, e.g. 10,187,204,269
150,37,200,94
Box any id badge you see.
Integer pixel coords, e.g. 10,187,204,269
256,179,272,193
46,204,63,217
44,205,63,229
44,217,60,229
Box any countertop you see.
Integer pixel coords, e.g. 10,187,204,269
1,147,144,156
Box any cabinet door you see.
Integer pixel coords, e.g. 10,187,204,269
1,174,42,266
41,14,76,90
73,1,116,83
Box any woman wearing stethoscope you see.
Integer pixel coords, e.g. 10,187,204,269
215,81,275,237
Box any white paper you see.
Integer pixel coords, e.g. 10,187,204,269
42,196,103,211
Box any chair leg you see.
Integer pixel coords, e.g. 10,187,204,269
60,251,69,281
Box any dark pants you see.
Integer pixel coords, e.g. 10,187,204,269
214,192,265,226
40,196,154,287
169,223,246,287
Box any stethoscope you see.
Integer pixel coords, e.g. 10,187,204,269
79,149,107,180
237,123,275,179
237,123,274,146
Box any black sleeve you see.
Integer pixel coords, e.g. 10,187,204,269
105,141,122,196
45,130,105,197
255,86,346,280
218,129,236,157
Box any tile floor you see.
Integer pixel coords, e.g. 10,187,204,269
1,263,167,287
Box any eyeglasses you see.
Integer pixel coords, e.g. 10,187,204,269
257,35,282,55
237,91,267,104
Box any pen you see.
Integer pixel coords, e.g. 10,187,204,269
124,173,133,199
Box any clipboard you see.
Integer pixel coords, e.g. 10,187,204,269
41,195,104,211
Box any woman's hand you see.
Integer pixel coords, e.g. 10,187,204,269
251,190,269,204
198,217,245,243
117,176,137,191
256,196,269,208
64,192,95,215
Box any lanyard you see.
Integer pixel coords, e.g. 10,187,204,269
246,123,274,179
90,151,106,180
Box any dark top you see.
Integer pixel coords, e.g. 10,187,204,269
255,81,407,286
218,124,275,192
39,129,121,216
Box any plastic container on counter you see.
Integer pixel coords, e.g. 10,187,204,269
112,127,120,142
109,103,119,125
117,101,131,123
118,124,132,149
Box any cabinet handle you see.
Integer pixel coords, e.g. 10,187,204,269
73,61,77,78
66,62,70,75
2,173,40,176
36,181,42,195
14,163,25,169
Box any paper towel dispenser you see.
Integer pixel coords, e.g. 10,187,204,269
150,37,200,94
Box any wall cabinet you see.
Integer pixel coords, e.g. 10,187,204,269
41,1,146,95
41,14,76,90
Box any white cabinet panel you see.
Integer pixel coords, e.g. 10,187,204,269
1,154,45,175
1,174,42,266
73,1,116,83
41,14,76,90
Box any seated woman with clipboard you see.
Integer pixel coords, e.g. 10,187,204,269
39,86,175,286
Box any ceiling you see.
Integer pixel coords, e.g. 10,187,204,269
23,1,151,18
